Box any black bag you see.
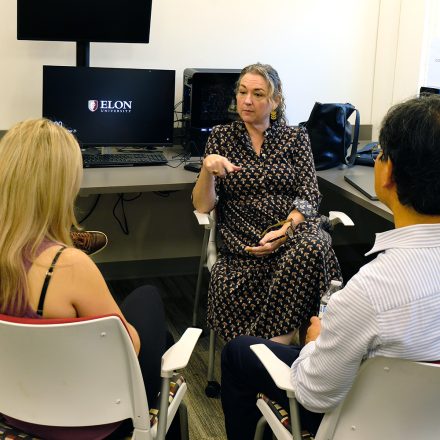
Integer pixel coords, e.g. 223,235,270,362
300,102,360,170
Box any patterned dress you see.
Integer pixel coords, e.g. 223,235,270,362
204,120,341,341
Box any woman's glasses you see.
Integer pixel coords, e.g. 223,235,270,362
260,219,295,244
260,219,291,238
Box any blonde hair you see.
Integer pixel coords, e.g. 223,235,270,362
236,63,288,125
0,118,83,315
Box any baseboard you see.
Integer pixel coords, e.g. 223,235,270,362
97,256,200,280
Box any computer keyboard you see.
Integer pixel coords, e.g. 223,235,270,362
82,151,168,168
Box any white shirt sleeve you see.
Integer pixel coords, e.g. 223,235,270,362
290,276,380,413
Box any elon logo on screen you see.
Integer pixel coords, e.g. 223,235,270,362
87,99,133,113
88,100,99,112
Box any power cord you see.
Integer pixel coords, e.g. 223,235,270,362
166,149,192,168
78,194,101,224
112,193,142,235
153,191,179,198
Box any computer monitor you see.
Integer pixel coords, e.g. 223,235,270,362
17,0,152,44
42,66,175,147
420,86,440,96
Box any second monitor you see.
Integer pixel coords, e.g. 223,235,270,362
42,66,175,148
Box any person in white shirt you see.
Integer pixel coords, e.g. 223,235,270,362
220,94,440,439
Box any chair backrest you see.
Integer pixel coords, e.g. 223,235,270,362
316,356,440,440
0,314,150,432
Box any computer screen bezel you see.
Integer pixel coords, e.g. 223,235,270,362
42,65,176,148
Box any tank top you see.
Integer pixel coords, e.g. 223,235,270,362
3,239,62,318
3,239,122,439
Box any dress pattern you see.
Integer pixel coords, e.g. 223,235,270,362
204,121,341,341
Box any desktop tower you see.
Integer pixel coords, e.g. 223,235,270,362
182,68,241,157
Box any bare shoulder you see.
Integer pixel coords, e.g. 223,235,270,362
51,246,110,298
30,245,88,270
54,247,103,279
58,246,94,264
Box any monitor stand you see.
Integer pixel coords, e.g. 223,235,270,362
76,41,90,67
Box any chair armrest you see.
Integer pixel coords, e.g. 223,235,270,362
250,344,295,396
161,327,202,377
194,210,216,229
329,211,354,227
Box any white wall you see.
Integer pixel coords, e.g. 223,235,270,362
421,0,440,88
0,0,431,265
0,0,387,129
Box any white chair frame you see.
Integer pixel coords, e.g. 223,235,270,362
251,344,440,440
0,315,202,440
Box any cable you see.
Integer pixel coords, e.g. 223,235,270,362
112,193,142,235
164,148,192,168
174,100,183,128
78,194,101,224
153,191,179,197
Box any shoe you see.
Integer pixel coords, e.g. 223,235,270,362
70,230,108,256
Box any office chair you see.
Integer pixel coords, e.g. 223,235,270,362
0,314,202,440
193,210,354,398
250,344,440,440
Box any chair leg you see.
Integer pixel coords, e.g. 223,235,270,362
289,397,302,440
192,228,210,327
179,401,189,440
207,329,216,381
156,377,171,440
253,416,268,440
205,329,221,398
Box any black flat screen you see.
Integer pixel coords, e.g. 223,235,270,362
42,66,175,147
17,0,152,43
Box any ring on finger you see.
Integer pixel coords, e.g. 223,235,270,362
212,170,218,175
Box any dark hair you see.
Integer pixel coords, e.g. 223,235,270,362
379,94,440,215
235,63,287,125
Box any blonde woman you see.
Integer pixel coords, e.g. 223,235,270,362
0,119,170,439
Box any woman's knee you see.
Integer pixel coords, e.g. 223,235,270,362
121,284,163,311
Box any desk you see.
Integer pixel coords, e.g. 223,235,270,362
317,166,393,223
79,153,391,277
80,148,386,220
317,165,393,281
77,148,200,269
80,148,197,196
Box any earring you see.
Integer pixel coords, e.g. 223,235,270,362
270,110,277,121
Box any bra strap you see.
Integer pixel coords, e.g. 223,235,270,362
37,246,67,316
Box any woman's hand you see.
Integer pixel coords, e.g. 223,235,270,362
203,154,241,178
192,154,241,213
245,227,287,257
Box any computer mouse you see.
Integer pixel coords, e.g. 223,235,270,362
184,163,202,173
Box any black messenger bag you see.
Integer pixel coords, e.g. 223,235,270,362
300,102,360,171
